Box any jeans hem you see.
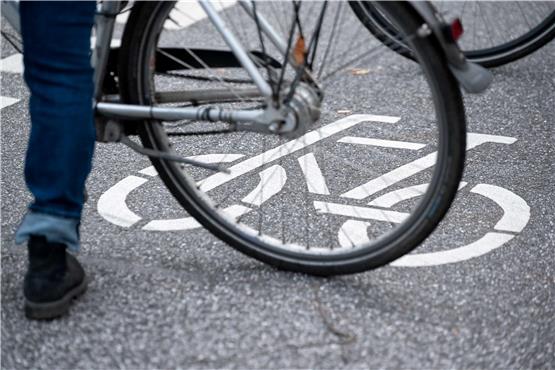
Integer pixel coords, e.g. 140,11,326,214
15,211,81,252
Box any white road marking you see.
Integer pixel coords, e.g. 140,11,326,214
314,201,408,224
338,223,516,267
139,154,245,177
471,184,530,233
342,132,517,200
338,182,529,267
0,39,121,77
338,136,426,150
99,115,400,230
142,204,251,231
163,1,237,30
390,232,515,267
138,167,159,177
0,96,20,109
368,182,468,208
99,153,246,227
190,153,245,163
198,114,400,192
116,1,237,29
0,54,23,74
97,176,147,227
368,183,428,207
338,220,372,248
143,216,201,231
298,153,330,195
466,132,517,146
97,114,528,267
342,152,437,200
241,165,287,206
219,204,252,222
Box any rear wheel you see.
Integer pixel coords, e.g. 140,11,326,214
118,1,466,275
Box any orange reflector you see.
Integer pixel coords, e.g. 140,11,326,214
293,36,306,65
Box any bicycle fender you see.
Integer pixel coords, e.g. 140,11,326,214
448,62,493,94
410,1,493,93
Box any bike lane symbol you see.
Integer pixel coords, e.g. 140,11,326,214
97,114,530,267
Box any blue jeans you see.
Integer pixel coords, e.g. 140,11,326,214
15,2,97,252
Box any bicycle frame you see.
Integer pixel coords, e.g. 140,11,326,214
93,0,287,134
1,0,291,129
1,1,491,136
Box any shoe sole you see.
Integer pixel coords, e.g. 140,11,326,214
25,278,88,320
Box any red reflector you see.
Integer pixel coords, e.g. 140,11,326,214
451,18,464,41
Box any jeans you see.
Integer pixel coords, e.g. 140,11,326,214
15,2,97,252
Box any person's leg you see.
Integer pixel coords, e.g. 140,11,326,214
15,1,96,319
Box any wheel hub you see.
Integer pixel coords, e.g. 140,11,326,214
272,83,322,138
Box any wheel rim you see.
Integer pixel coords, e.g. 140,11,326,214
126,1,464,265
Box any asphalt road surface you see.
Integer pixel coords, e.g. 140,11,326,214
2,3,554,369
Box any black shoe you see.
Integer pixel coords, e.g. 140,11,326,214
24,235,87,320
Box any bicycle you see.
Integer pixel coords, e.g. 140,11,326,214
1,0,492,275
357,1,555,67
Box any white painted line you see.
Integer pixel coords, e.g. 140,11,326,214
338,220,517,267
101,153,248,230
0,37,123,77
338,136,426,150
164,1,237,30
166,2,207,30
0,54,23,74
390,232,515,267
0,35,127,76
189,153,245,163
314,201,408,223
298,153,330,195
199,114,400,192
142,216,201,231
116,1,236,29
142,204,251,231
138,154,245,177
466,132,517,147
341,152,437,200
0,96,20,109
338,220,372,248
342,132,517,200
241,165,286,206
220,204,252,222
97,176,146,227
471,184,530,233
368,182,468,208
368,183,428,207
139,166,159,177
339,181,528,266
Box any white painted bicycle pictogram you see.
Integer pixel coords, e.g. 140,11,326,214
98,114,530,267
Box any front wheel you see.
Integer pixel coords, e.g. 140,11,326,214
118,1,466,275
357,1,555,68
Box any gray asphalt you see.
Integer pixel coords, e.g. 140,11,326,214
2,3,555,369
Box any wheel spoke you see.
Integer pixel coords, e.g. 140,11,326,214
119,1,466,273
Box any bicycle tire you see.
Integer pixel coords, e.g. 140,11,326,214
118,1,466,276
358,2,555,68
